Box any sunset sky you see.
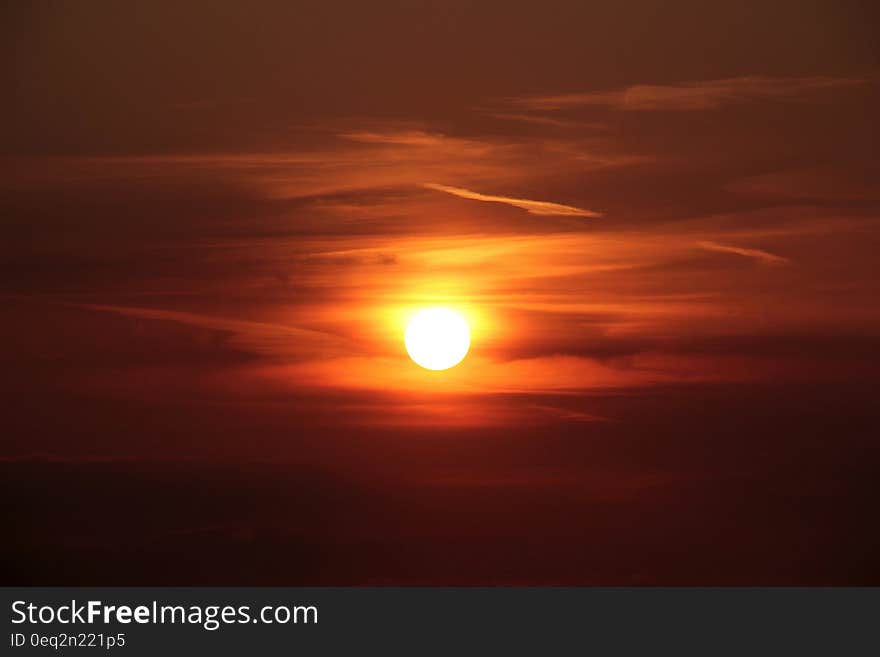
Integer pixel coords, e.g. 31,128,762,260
2,1,879,584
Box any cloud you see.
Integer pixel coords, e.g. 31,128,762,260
423,183,601,217
338,130,449,147
512,75,866,111
71,302,348,358
697,241,790,265
1,119,644,221
482,112,607,130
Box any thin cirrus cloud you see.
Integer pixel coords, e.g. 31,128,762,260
338,130,450,147
1,123,643,218
511,75,867,111
422,183,601,217
480,112,608,130
697,241,790,265
70,302,348,357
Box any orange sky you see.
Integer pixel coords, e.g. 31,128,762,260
3,66,879,424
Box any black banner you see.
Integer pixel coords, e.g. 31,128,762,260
2,588,878,654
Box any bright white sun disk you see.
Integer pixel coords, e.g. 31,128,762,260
405,307,471,371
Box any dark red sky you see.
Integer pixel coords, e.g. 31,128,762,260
2,1,879,584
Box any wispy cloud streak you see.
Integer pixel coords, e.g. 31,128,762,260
71,303,347,357
338,130,449,146
513,76,866,111
698,241,790,265
423,183,601,217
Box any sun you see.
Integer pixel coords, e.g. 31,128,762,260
405,307,471,371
